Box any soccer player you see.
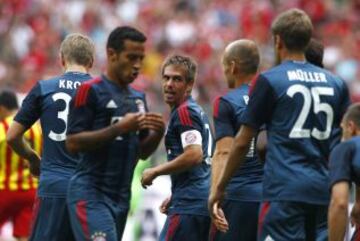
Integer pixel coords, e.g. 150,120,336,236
257,38,326,161
209,9,350,241
329,103,360,241
0,90,41,241
6,33,95,241
65,26,165,241
141,54,213,241
210,39,263,241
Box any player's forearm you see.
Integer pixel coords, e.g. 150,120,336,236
211,151,229,193
66,125,119,153
217,126,255,190
328,201,348,241
153,148,203,176
139,130,163,160
7,136,39,162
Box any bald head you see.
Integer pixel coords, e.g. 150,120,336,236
223,39,260,75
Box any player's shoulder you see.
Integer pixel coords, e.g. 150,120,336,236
128,85,146,99
172,98,203,126
333,138,358,154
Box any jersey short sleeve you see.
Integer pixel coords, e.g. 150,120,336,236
329,141,354,188
240,74,277,129
213,97,235,141
67,85,97,135
14,82,42,128
340,81,351,117
174,105,203,147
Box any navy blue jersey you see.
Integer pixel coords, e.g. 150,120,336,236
165,97,213,216
213,84,263,201
66,75,148,208
329,136,360,188
14,72,92,197
241,60,351,204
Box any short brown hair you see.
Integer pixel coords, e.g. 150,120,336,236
343,103,360,127
60,33,95,67
161,54,197,83
271,9,313,52
305,38,324,68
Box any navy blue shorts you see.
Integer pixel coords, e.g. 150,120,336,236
29,196,75,241
68,199,128,241
159,214,211,241
257,201,328,241
209,200,260,241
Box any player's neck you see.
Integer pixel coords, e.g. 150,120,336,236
64,65,88,74
234,74,254,88
281,51,306,63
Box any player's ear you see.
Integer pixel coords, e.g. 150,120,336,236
60,53,66,69
186,80,194,94
274,35,282,51
230,60,236,74
107,48,117,62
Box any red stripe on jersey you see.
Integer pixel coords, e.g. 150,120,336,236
75,77,101,107
182,105,192,126
166,214,180,241
76,200,90,239
249,73,259,96
258,202,270,236
213,96,221,118
177,106,187,126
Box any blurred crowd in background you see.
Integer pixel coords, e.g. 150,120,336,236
1,0,360,111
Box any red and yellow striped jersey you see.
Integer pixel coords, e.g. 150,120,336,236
0,116,42,191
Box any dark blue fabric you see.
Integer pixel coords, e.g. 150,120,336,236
213,85,263,201
30,197,75,241
165,97,213,216
67,75,148,208
240,61,351,204
210,200,259,241
159,214,210,241
14,72,92,197
329,136,360,187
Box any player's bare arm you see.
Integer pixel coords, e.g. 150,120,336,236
141,144,203,188
66,112,144,154
329,181,350,241
351,186,360,226
7,121,41,176
138,112,165,159
208,125,255,224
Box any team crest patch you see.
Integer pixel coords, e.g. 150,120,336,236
91,231,107,241
135,99,146,113
185,131,197,144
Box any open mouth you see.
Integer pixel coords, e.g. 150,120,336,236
131,71,139,78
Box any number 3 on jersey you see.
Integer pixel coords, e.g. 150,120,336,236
49,92,71,142
287,85,334,140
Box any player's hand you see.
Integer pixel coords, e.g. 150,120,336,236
159,196,171,214
141,113,166,134
351,203,360,226
116,112,145,133
208,187,228,232
141,168,158,189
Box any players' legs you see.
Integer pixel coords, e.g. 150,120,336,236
114,206,129,240
68,199,119,241
209,200,259,241
314,204,328,241
159,214,211,241
257,201,306,241
29,196,75,241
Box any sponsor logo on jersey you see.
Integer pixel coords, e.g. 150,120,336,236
106,100,118,108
